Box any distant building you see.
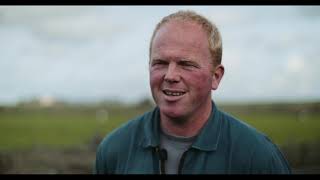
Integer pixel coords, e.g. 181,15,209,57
16,95,58,108
38,96,56,107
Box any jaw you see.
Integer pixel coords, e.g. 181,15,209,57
157,89,212,120
159,104,187,120
157,92,189,119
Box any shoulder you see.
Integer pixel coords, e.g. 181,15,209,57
98,109,153,152
249,136,292,173
219,110,267,144
94,109,153,174
219,110,291,173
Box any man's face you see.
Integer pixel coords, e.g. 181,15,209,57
149,20,214,120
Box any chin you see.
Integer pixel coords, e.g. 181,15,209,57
159,105,185,119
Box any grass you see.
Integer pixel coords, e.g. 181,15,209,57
0,107,133,150
0,104,320,151
230,111,320,145
1,103,320,173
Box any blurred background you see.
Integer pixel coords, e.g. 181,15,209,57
0,6,319,174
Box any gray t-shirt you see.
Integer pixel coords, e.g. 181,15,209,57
160,129,197,174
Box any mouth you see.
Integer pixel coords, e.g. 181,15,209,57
162,89,186,97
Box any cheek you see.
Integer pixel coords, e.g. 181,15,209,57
149,69,163,88
187,72,213,91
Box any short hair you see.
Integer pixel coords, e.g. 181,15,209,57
149,10,223,69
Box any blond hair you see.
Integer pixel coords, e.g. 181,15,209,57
149,10,223,69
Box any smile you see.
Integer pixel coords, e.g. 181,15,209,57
163,90,186,96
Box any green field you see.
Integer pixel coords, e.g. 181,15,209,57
227,111,320,145
0,102,320,173
0,103,319,150
0,106,141,150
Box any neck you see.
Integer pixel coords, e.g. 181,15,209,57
160,99,213,137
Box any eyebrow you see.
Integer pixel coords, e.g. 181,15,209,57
151,59,167,63
180,59,200,66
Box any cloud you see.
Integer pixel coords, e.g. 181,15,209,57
0,6,128,42
286,54,304,73
0,6,320,105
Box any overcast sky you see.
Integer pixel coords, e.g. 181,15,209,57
0,6,319,105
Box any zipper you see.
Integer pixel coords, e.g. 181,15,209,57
155,146,165,175
178,149,189,174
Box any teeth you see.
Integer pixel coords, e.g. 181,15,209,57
164,90,185,96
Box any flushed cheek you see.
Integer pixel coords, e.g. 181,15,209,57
149,70,164,94
150,69,162,83
187,73,212,94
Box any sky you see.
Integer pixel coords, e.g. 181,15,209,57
0,6,320,105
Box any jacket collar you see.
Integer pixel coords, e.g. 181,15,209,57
141,107,161,148
191,102,222,151
141,101,222,152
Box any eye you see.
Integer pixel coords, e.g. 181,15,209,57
151,59,168,66
180,61,199,68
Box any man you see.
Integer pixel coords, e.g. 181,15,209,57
94,10,291,174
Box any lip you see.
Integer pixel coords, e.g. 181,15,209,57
162,88,186,102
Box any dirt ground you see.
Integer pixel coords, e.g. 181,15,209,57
0,144,319,174
0,145,96,174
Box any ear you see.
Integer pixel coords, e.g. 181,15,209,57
211,64,224,90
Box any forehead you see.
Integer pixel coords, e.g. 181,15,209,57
151,20,211,60
154,20,208,48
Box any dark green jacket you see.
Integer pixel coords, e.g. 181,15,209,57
94,102,291,174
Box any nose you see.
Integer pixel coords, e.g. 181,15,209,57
164,63,180,83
